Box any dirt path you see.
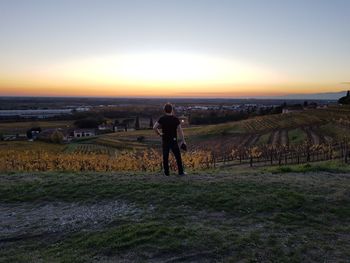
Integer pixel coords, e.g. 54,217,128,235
0,201,144,241
304,127,321,144
237,135,253,148
280,130,289,146
269,130,280,145
246,134,260,147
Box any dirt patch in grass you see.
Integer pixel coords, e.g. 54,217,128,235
0,201,144,241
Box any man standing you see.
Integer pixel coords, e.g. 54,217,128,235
153,103,186,176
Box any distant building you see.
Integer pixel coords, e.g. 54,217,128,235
282,106,304,114
114,123,127,132
39,128,71,142
98,124,114,131
73,129,96,138
75,107,91,112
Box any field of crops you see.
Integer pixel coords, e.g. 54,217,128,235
1,106,350,171
0,141,66,152
97,107,350,155
195,106,350,134
66,143,117,155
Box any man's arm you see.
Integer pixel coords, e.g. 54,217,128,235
177,125,186,144
153,121,163,137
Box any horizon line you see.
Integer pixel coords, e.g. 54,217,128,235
0,95,341,101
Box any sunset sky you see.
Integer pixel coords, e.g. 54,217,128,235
0,0,349,97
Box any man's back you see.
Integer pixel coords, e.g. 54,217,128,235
158,115,180,142
153,103,185,176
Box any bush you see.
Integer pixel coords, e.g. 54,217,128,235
50,131,64,144
137,136,145,142
74,118,102,128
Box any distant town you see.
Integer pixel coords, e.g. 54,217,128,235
0,96,336,144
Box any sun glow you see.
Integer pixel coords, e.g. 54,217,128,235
0,52,295,97
37,52,285,87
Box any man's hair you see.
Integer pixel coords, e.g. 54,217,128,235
164,103,173,114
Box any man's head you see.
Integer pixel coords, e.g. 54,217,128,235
164,103,173,114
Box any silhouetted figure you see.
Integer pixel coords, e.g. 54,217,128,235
153,103,186,176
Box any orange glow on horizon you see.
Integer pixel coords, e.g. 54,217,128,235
0,82,345,98
0,52,347,97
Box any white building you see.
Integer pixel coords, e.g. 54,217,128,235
73,129,96,138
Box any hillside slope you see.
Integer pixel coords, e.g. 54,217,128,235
1,165,350,262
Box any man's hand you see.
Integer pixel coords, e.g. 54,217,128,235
153,121,163,137
177,125,186,145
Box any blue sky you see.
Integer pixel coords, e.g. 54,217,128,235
0,0,349,96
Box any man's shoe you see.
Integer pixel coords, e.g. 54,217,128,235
163,173,170,176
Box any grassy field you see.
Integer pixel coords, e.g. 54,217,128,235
0,141,66,152
288,128,307,145
1,161,349,262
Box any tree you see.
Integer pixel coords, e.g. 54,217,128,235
135,116,140,130
338,90,350,105
26,129,33,139
50,130,64,144
0,132,3,141
74,118,101,128
137,136,145,142
149,117,154,129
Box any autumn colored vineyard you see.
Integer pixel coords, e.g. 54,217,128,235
1,107,350,172
1,139,349,172
215,140,350,167
0,149,213,172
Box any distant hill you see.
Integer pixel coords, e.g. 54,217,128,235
272,90,347,100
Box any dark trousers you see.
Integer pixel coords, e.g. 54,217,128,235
162,140,184,175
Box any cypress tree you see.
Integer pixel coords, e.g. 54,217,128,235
135,116,140,130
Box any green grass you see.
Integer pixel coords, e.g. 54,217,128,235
288,128,307,145
256,132,271,145
41,222,228,263
265,160,350,174
319,123,350,141
1,166,350,262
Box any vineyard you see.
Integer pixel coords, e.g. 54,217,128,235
197,106,350,135
1,138,349,172
66,143,117,155
0,149,214,172
1,107,350,172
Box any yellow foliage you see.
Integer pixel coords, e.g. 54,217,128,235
0,149,214,172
